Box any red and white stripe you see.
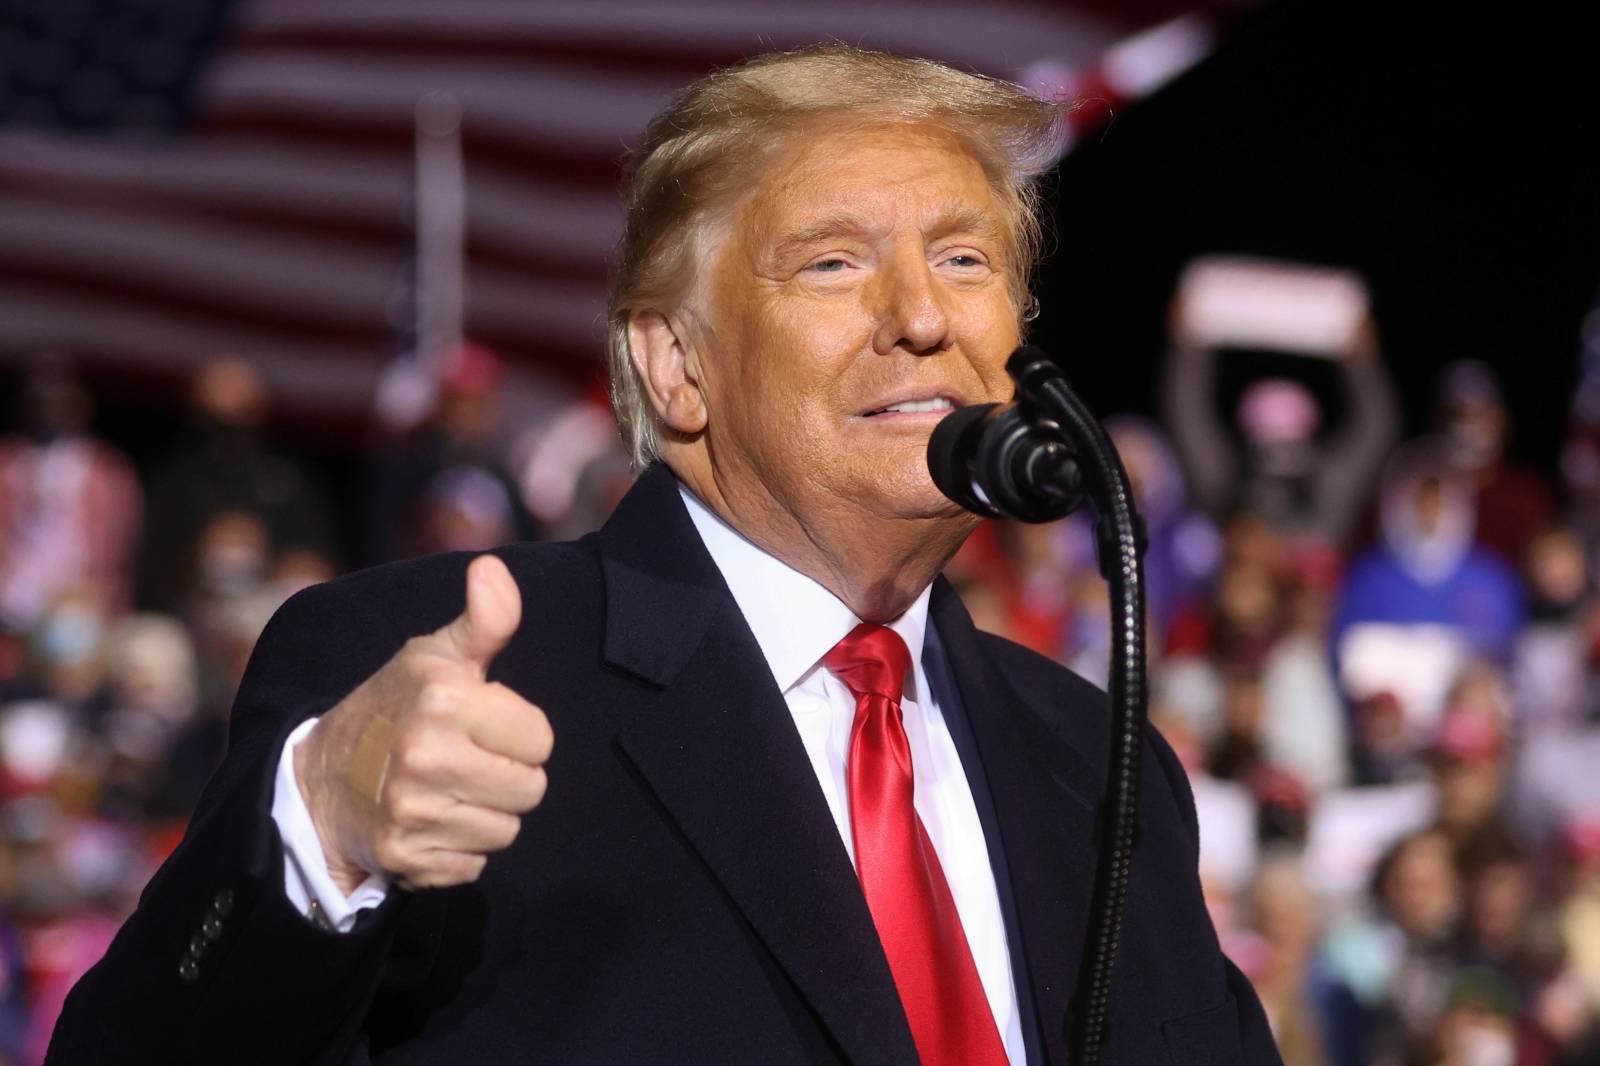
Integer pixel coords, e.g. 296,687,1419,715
0,0,1218,418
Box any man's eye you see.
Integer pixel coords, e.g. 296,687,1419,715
944,254,983,268
806,258,849,273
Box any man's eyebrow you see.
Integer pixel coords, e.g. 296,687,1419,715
928,205,1003,241
768,212,877,264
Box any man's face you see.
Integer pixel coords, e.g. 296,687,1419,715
685,122,1020,528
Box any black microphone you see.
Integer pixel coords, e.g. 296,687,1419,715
927,348,1087,523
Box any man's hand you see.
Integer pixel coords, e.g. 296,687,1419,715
294,554,552,895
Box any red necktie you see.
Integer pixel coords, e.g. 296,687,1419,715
824,623,1010,1066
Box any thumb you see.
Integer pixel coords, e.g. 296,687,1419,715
439,554,522,671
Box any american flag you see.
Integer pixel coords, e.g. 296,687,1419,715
0,0,1221,422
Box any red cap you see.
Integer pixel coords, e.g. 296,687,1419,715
1429,710,1505,764
1564,818,1600,862
1283,539,1344,592
439,340,505,395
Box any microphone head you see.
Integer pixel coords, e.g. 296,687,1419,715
928,346,1089,523
929,398,1086,523
927,402,1005,518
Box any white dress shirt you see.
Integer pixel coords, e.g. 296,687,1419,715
271,483,1023,1064
273,718,388,925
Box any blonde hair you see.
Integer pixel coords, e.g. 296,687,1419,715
606,43,1065,466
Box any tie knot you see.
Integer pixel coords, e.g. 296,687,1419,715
823,623,911,703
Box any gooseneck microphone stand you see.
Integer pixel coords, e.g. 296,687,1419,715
927,346,1148,1066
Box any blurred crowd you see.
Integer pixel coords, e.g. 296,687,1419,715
0,328,1598,1065
949,342,1600,1065
0,343,636,1063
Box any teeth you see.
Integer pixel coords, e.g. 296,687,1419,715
880,397,954,414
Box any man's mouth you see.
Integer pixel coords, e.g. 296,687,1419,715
863,395,958,417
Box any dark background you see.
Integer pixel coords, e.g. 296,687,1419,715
1035,0,1600,470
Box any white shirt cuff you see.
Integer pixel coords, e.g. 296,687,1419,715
271,717,390,932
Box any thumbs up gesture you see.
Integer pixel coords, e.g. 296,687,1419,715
294,555,553,894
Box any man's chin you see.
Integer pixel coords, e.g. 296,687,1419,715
867,464,972,522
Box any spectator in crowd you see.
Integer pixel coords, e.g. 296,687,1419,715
0,816,30,1064
1434,360,1557,567
413,466,517,556
1425,685,1518,855
1170,519,1349,795
996,518,1082,660
12,594,109,714
1516,716,1600,856
1452,825,1548,992
0,358,141,672
1559,351,1600,552
514,391,638,543
1168,510,1282,659
1425,966,1520,1066
15,817,145,1066
1558,820,1600,1017
363,340,538,565
1512,526,1595,736
1258,543,1349,794
1348,690,1421,786
1171,531,1286,672
1313,828,1463,1066
86,614,212,823
1338,439,1525,659
941,527,1026,647
1093,415,1221,641
940,517,1086,664
1331,438,1525,771
1249,852,1329,1066
1210,664,1270,782
135,355,336,615
1162,317,1399,548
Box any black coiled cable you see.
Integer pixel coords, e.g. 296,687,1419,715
1029,369,1146,1065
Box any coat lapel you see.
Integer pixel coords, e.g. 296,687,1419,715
929,579,1103,1066
597,466,920,1066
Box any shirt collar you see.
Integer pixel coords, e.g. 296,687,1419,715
678,481,930,696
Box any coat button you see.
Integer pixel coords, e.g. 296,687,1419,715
189,932,207,957
212,888,235,916
201,914,223,941
178,957,199,983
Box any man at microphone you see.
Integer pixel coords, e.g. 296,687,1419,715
50,45,1280,1065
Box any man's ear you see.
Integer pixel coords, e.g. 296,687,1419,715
628,309,708,436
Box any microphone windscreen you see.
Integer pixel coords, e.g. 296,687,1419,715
927,403,999,515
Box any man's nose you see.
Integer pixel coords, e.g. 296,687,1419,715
870,254,951,356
